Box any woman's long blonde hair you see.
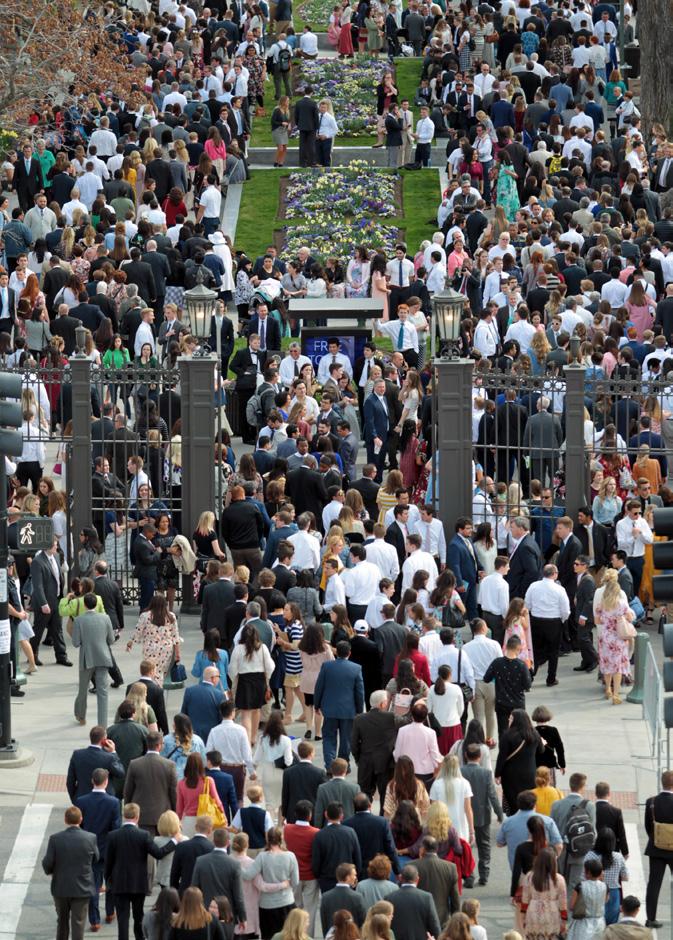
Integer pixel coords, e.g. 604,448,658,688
426,800,452,842
281,909,310,940
127,682,150,726
362,914,393,940
601,568,622,610
196,510,216,536
435,755,463,807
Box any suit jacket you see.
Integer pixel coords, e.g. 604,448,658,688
320,885,367,934
72,611,115,670
314,658,365,719
576,522,612,570
0,286,16,330
201,579,236,632
314,777,360,828
506,534,542,599
145,158,173,203
244,314,281,354
596,800,629,857
271,564,297,596
461,762,502,828
105,823,176,894
210,315,235,361
349,477,380,520
135,535,161,579
42,826,98,897
221,601,247,651
14,157,44,205
372,620,407,678
76,790,122,859
294,96,320,132
31,551,62,610
123,753,177,826
141,251,171,296
281,760,327,823
645,792,673,859
574,572,596,626
413,854,460,927
447,534,480,589
93,575,124,633
343,810,399,875
230,347,263,390
171,835,214,894
192,849,246,915
312,823,362,891
391,885,442,940
285,466,329,523
126,676,169,735
384,522,407,569
363,393,390,446
67,745,126,802
180,682,226,743
119,260,157,303
351,708,399,778
556,534,583,596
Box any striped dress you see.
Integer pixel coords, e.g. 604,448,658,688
284,620,304,677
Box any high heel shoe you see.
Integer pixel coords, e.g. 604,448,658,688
612,695,622,705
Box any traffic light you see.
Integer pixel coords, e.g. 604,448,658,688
652,509,673,604
0,373,23,458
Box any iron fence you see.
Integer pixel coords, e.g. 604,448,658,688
643,641,664,780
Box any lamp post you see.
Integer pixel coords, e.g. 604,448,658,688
183,275,217,358
430,289,474,532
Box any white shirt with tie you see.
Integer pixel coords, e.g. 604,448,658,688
409,517,447,563
317,351,353,383
279,353,311,386
385,257,414,288
376,319,419,353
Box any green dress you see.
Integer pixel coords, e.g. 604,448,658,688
497,164,520,221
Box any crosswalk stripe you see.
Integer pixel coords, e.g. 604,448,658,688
0,804,52,940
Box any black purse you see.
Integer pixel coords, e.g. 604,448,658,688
457,649,474,706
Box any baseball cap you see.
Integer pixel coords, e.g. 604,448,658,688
353,620,369,635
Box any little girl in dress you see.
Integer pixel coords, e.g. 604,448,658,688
502,598,534,672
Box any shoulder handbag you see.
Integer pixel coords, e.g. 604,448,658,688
392,687,414,716
197,776,226,828
653,804,673,851
457,650,475,705
616,615,637,640
171,661,187,683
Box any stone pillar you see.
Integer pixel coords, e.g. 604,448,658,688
435,358,475,534
70,358,93,573
179,356,216,614
563,364,588,521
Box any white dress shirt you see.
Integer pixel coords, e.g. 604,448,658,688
317,351,353,384
300,31,319,55
364,591,391,628
363,538,400,582
430,644,475,688
324,573,346,611
601,279,629,310
409,518,446,564
322,500,344,533
385,257,414,287
376,318,420,353
524,577,571,621
205,719,255,774
615,516,654,557
279,353,311,386
463,634,503,681
474,319,500,358
134,320,156,357
341,561,381,605
401,549,438,594
385,504,420,529
415,117,435,144
478,571,510,617
504,319,537,353
288,530,321,570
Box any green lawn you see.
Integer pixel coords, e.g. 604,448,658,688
249,56,422,148
234,165,441,259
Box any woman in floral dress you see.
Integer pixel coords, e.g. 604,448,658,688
520,848,567,940
496,151,520,221
594,569,634,705
127,593,180,683
503,598,534,670
245,46,267,114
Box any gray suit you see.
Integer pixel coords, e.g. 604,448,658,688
314,776,360,827
550,793,596,890
191,849,247,915
72,611,116,726
413,853,460,927
522,410,564,486
42,825,99,940
461,762,503,884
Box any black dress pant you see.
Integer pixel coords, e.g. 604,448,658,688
357,761,392,811
32,607,67,661
482,611,504,645
317,138,333,167
577,620,598,668
530,615,563,683
299,131,316,167
114,893,145,940
646,856,673,920
16,460,42,492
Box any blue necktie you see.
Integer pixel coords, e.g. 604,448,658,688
260,320,266,349
397,323,404,350
398,260,403,286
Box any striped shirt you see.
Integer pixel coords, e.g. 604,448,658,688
284,621,304,675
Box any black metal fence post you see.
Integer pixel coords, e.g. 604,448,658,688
70,359,94,572
435,358,475,532
563,364,588,520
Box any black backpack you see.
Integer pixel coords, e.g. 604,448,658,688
278,46,292,72
564,799,596,856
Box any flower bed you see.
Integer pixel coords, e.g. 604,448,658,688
297,0,335,26
281,163,401,260
283,162,398,218
294,57,391,138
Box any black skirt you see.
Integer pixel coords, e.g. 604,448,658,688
235,671,267,710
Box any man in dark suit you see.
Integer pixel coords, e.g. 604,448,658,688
120,248,157,306
192,828,247,915
210,300,235,377
201,562,236,633
506,516,542,600
30,540,71,666
314,759,359,827
495,389,528,488
576,507,612,573
181,667,226,743
76,768,122,930
171,816,214,895
320,862,367,933
390,865,441,940
281,740,327,824
554,516,583,650
67,725,126,802
446,517,482,621
105,802,177,940
372,606,408,688
123,731,177,835
70,292,106,333
384,507,409,581
644,770,673,927
285,456,330,524
461,744,503,886
363,378,390,482
414,836,460,927
125,661,169,736
14,142,44,212
294,87,320,167
272,550,298,595
221,586,249,653
230,335,265,443
141,242,171,320
144,150,173,203
314,641,365,769
349,466,380,520
134,524,161,613
42,805,99,940
654,146,673,193
0,272,16,335
92,560,125,682
244,304,281,363
344,792,400,876
311,803,362,892
595,781,629,857
572,556,598,673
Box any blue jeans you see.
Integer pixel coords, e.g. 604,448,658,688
321,717,353,768
202,216,220,236
605,886,620,925
90,859,115,925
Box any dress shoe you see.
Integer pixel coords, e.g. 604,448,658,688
646,921,663,929
111,681,123,688
57,659,73,667
105,915,116,925
478,878,488,886
34,657,43,667
463,876,475,888
573,665,588,672
43,637,54,647
91,925,101,933
546,679,559,687
76,718,86,725
10,686,25,697
585,663,597,673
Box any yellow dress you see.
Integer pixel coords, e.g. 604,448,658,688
376,488,399,526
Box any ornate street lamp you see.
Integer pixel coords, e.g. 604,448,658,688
432,288,465,360
183,271,217,358
74,324,88,358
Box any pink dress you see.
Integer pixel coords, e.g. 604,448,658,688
503,619,534,669
371,270,389,321
596,598,632,675
625,300,655,341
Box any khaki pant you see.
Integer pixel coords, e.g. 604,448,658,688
294,879,320,936
472,679,496,740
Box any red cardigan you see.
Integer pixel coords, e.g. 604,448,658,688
392,648,432,687
176,775,223,818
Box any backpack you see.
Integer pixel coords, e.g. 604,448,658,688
564,799,596,856
245,390,264,427
278,45,292,72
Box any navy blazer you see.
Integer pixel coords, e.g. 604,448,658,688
76,790,122,858
244,314,281,352
446,534,479,588
67,746,126,802
363,393,389,444
180,681,226,743
343,810,400,875
206,768,239,823
314,658,365,719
